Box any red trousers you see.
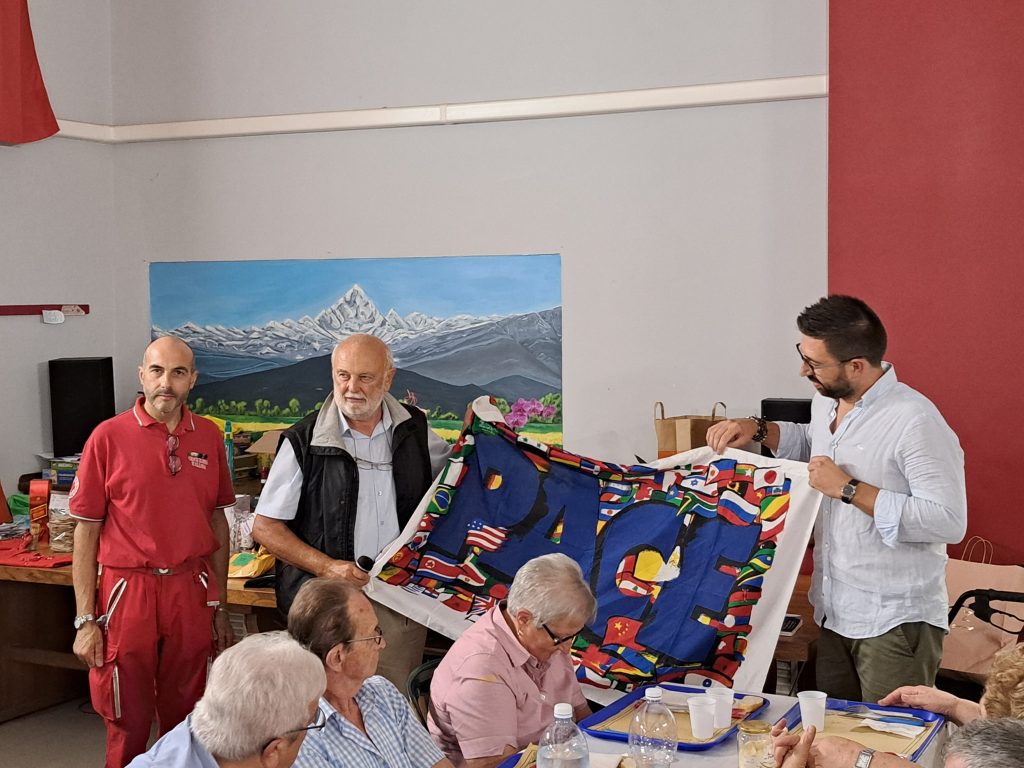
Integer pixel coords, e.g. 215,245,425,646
90,563,216,768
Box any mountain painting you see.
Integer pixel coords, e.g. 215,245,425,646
149,255,563,444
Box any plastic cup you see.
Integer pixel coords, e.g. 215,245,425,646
706,687,735,729
687,696,716,740
797,690,827,731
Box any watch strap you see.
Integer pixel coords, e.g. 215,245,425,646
74,613,96,629
854,747,875,768
841,478,861,504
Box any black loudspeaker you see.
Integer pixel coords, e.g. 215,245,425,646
761,397,812,425
49,357,116,456
760,397,812,456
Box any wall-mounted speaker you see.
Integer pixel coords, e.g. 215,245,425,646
49,357,115,456
760,397,812,456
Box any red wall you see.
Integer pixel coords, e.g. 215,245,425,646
829,2,1024,564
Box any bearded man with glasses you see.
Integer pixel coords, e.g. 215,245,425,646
70,336,237,768
427,553,595,768
253,334,452,690
707,295,967,704
287,578,454,768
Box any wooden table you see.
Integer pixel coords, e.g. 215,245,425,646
0,546,278,723
772,573,820,695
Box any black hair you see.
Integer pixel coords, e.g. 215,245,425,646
796,295,887,366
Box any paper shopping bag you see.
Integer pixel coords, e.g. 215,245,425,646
654,401,726,459
942,537,1024,682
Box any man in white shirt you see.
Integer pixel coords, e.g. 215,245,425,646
253,334,451,689
708,295,966,702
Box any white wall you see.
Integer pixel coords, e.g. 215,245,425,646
0,1,114,493
109,1,825,122
1,1,826,493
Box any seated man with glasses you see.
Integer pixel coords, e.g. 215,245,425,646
707,295,967,703
287,577,453,768
428,554,596,768
128,631,326,768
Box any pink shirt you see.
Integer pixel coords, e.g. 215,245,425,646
428,605,587,766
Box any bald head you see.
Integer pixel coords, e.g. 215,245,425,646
138,336,198,425
332,334,393,370
330,335,395,432
144,336,195,371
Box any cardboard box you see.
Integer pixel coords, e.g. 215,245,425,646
245,430,283,456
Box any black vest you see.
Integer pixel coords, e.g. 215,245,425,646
274,401,433,614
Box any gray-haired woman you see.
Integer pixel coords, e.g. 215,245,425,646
428,553,597,768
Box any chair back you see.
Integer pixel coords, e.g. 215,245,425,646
406,657,442,726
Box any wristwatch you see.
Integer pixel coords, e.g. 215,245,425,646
73,613,96,630
854,747,875,768
840,478,861,505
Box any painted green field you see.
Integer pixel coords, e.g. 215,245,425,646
200,414,562,447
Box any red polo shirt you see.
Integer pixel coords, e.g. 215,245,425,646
69,397,235,568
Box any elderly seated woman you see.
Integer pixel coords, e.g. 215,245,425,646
773,643,1024,768
428,553,596,768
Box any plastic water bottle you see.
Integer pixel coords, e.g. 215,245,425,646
537,702,589,768
628,686,678,768
224,420,234,478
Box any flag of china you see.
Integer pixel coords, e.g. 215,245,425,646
1,0,58,144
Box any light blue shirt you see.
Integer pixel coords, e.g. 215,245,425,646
257,398,451,560
775,364,967,638
295,676,444,768
125,716,218,768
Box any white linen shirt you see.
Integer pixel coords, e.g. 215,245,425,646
257,402,451,560
775,364,966,639
294,676,444,768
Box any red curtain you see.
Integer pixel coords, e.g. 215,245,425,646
0,0,58,144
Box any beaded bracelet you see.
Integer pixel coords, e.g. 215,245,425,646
750,415,769,443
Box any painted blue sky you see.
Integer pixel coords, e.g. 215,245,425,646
150,254,561,328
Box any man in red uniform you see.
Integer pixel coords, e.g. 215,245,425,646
70,336,236,768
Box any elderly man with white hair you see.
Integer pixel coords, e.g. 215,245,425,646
128,631,326,768
428,553,597,768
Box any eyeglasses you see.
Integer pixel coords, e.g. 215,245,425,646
542,623,579,647
795,343,861,373
167,434,181,476
262,708,326,750
353,457,393,472
285,707,327,736
347,628,385,646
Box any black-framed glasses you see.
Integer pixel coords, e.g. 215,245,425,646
347,628,385,646
167,434,181,476
262,708,326,750
795,343,860,373
542,623,578,647
285,707,327,736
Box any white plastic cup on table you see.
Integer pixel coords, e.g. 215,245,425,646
705,686,735,730
628,686,678,767
537,702,590,768
797,690,827,732
687,696,716,741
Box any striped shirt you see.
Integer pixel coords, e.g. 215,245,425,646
294,676,443,768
